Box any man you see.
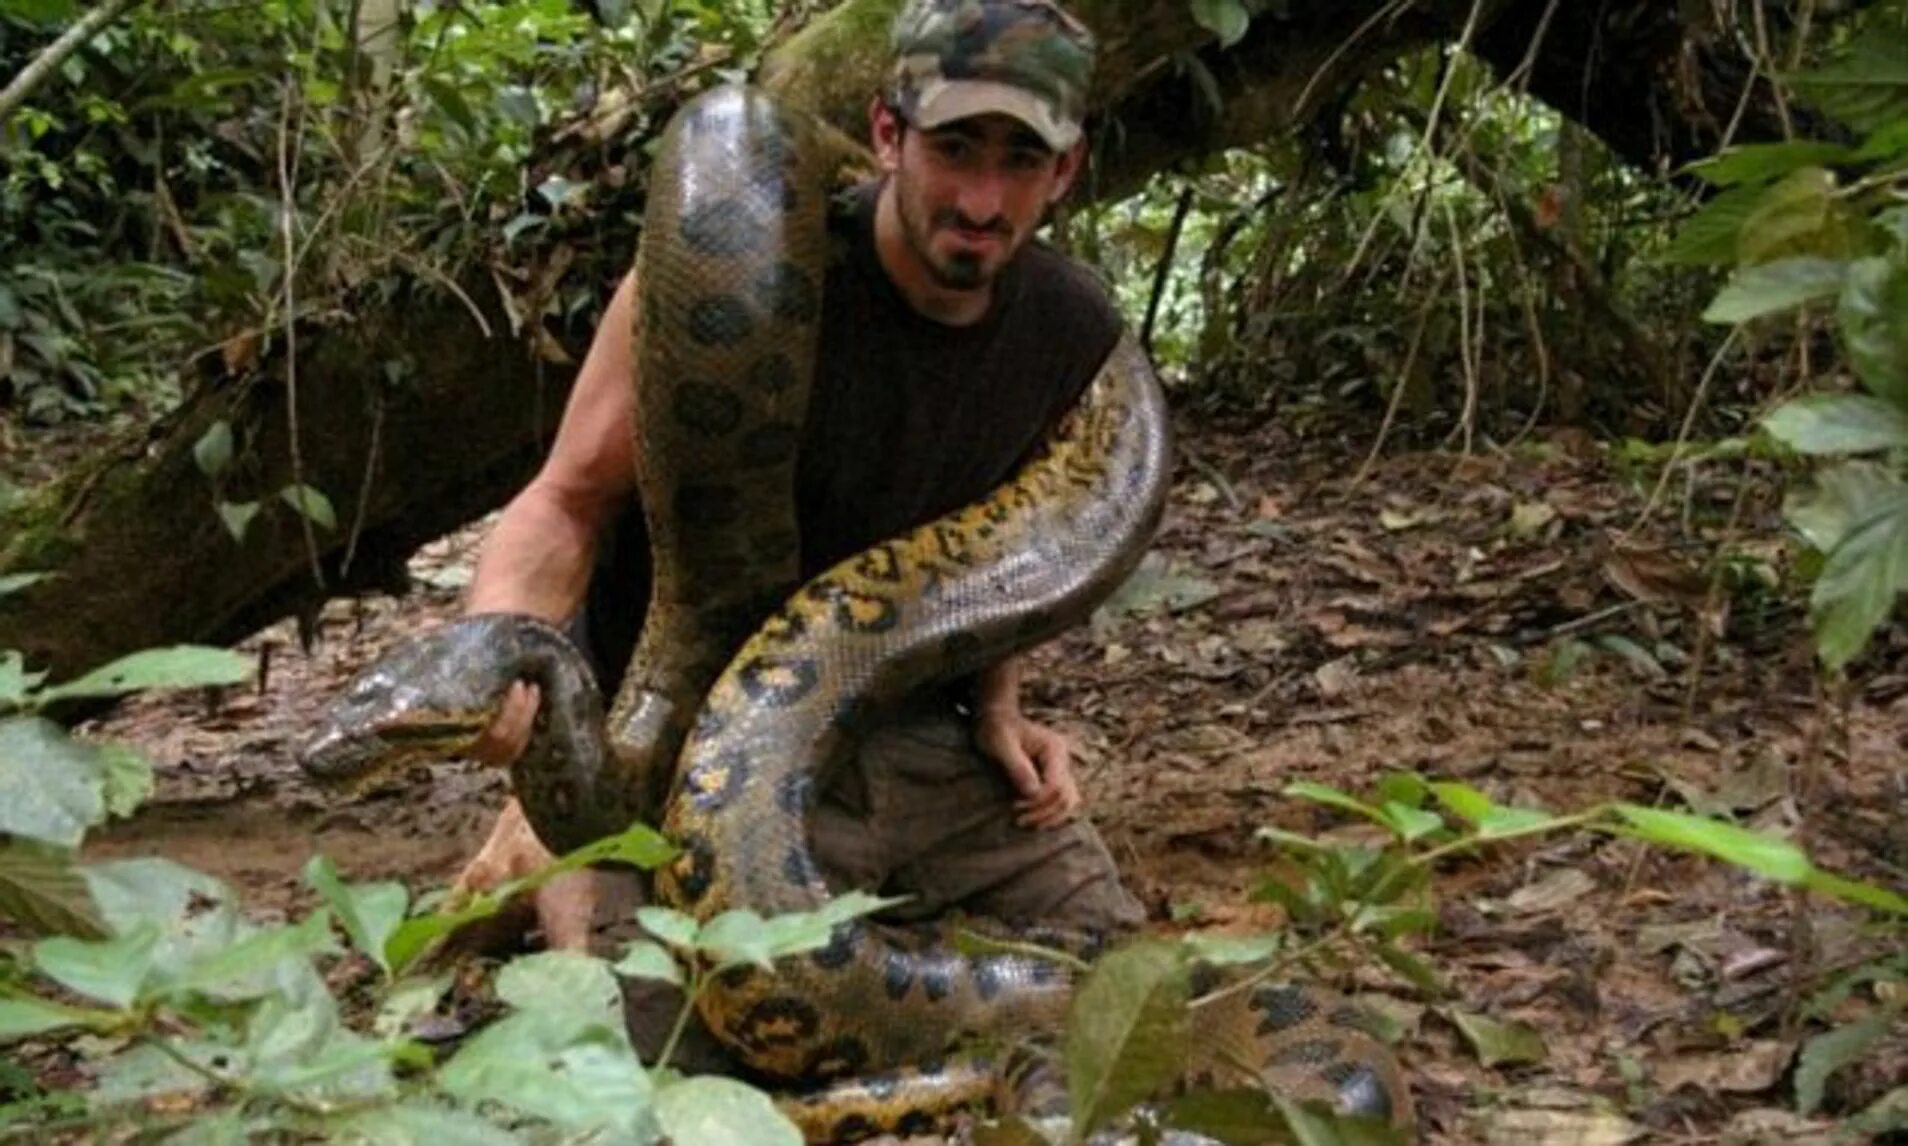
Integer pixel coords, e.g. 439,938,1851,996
452,0,1147,958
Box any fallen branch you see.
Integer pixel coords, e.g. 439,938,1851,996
0,0,142,125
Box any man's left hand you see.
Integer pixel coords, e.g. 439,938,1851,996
975,709,1082,830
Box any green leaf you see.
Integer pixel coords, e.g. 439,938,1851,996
81,857,231,935
1853,1086,1908,1135
278,483,337,530
1662,184,1766,267
192,421,234,478
1427,781,1493,825
1703,256,1847,324
1804,866,1908,916
98,742,153,819
38,646,253,704
1738,168,1856,265
0,994,111,1042
1188,0,1250,47
33,926,159,1008
1270,1095,1402,1145
1285,782,1387,827
1474,806,1570,840
217,500,261,543
1762,394,1908,455
165,911,338,1002
1840,256,1908,405
0,650,45,710
1181,932,1281,969
655,1075,802,1146
1613,804,1812,884
613,940,683,987
1160,1088,1288,1145
495,950,625,1043
1785,460,1900,553
373,973,452,1039
304,856,407,976
0,716,109,846
637,904,701,949
1790,27,1908,133
1379,802,1444,843
1797,1011,1896,1115
561,821,678,870
326,1102,522,1146
439,1013,654,1137
1067,939,1191,1139
0,837,104,937
1688,141,1858,187
90,1040,220,1106
0,572,48,599
1808,492,1908,669
1446,1008,1547,1067
1376,940,1444,996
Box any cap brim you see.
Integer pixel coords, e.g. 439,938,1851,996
910,79,1080,151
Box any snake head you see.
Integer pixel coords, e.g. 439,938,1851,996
296,625,516,787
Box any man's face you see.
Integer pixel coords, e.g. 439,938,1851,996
873,102,1084,292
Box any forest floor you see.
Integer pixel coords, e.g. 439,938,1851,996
55,405,1908,1143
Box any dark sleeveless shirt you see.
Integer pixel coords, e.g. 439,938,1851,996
580,180,1124,689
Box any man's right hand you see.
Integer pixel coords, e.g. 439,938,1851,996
470,680,541,768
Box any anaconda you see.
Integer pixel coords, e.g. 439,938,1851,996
299,84,1414,1143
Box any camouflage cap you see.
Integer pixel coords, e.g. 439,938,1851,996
887,0,1096,151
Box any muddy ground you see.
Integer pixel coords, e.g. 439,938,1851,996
62,408,1908,1143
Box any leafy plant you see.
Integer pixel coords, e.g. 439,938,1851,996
1670,13,1908,670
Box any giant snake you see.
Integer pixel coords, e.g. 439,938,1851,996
299,86,1413,1142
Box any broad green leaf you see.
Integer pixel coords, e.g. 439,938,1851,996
278,483,338,530
0,572,47,599
1854,1086,1908,1134
91,1040,222,1106
1662,184,1766,266
0,993,112,1041
1804,867,1908,916
727,891,898,967
165,910,338,1001
613,940,683,987
1446,1008,1547,1067
1786,461,1902,555
1428,781,1492,825
33,926,160,1008
637,904,701,949
1376,941,1444,996
1840,256,1908,405
39,646,252,703
1702,256,1846,324
655,1075,802,1146
439,1013,653,1136
1613,804,1812,884
1689,141,1857,187
326,1102,522,1146
1271,1095,1403,1145
1375,773,1429,809
82,856,232,935
1859,118,1908,162
193,421,234,478
1379,802,1444,843
304,856,407,975
495,950,625,1044
1189,0,1250,48
562,821,677,870
218,500,261,543
372,973,453,1039
98,742,154,819
0,836,104,937
1738,168,1855,265
1160,1088,1287,1145
1790,28,1908,133
698,908,778,969
1808,493,1908,669
1797,1011,1896,1115
1285,782,1387,826
0,650,45,709
1762,394,1908,455
0,716,109,846
1067,939,1192,1139
1181,931,1281,968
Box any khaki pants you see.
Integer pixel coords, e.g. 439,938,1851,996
606,697,1142,1067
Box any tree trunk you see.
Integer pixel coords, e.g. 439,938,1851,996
0,0,1826,678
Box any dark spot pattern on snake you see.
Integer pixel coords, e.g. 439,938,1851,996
679,199,769,256
688,295,755,346
671,380,744,436
1252,984,1320,1033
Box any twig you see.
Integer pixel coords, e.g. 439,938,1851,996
278,84,327,591
1181,446,1244,514
1348,267,1449,491
1632,329,1743,531
1141,181,1195,358
0,0,142,124
1443,198,1480,458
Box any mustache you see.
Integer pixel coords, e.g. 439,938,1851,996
931,209,1012,236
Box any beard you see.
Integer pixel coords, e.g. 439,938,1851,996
894,173,1013,291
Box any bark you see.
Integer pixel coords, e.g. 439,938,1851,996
0,0,1833,678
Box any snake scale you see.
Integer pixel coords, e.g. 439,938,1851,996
299,86,1412,1142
